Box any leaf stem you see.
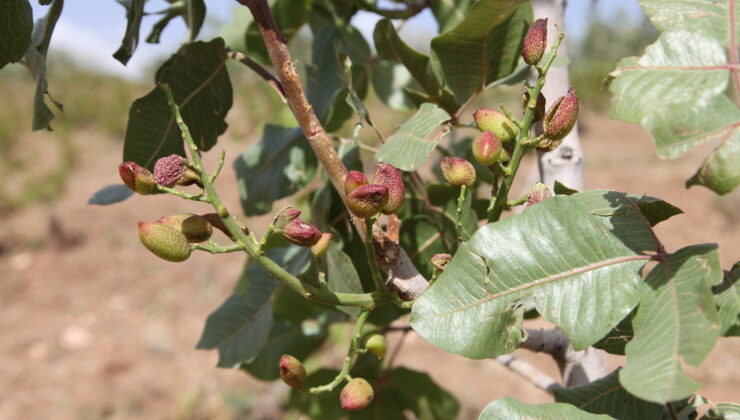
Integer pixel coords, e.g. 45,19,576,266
161,83,385,308
309,309,371,394
191,243,244,254
488,30,565,223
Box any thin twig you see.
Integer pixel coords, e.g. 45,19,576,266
226,48,286,101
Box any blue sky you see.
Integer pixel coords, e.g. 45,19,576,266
29,0,646,80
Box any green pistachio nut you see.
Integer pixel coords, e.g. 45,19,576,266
279,354,307,389
440,157,476,188
119,162,157,195
158,213,213,243
364,334,387,360
473,108,518,142
138,222,192,262
340,378,374,411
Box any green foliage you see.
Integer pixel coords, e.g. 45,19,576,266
375,103,451,171
431,0,531,103
197,247,310,368
411,195,650,357
26,0,63,131
554,370,663,419
0,0,33,69
234,125,318,216
479,397,611,420
715,262,740,336
608,0,740,194
113,0,145,65
620,244,723,403
123,39,232,169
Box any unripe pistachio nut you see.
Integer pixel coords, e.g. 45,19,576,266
340,378,374,411
158,213,213,243
522,91,546,123
430,253,452,272
119,162,157,195
311,232,333,257
440,157,476,188
138,222,192,262
283,219,322,247
364,334,387,360
344,170,368,195
473,108,518,142
279,354,307,389
200,213,250,240
522,18,548,65
543,87,579,142
371,163,405,214
472,131,503,166
346,184,389,219
153,154,186,187
527,182,553,206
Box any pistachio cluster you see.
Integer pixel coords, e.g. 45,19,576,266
344,163,405,219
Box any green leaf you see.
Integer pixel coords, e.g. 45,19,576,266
289,369,345,419
479,397,612,420
197,247,310,368
609,30,729,125
241,318,327,380
375,103,451,171
272,285,327,323
570,190,680,252
113,0,145,65
373,19,458,114
555,370,663,420
185,0,206,42
148,0,206,44
554,181,579,195
306,23,370,131
411,196,647,358
430,0,530,103
620,244,723,403
639,0,740,46
643,95,740,159
714,261,740,336
123,38,232,169
245,0,308,64
0,0,33,69
325,240,364,316
705,402,740,420
592,312,633,355
233,125,318,216
370,60,417,111
352,367,460,420
25,0,63,131
686,129,740,195
87,184,133,206
431,0,475,33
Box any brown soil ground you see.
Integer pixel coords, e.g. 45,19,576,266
1,112,738,419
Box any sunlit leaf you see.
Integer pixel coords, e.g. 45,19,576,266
479,397,611,420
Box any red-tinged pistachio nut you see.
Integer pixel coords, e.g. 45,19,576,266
340,378,374,411
282,209,302,220
200,213,250,240
440,157,476,187
527,182,553,206
158,213,213,243
522,91,546,123
283,219,322,247
473,108,518,142
311,232,333,257
279,354,307,389
153,154,185,187
364,334,387,360
138,222,192,262
347,184,389,219
522,18,548,65
544,88,579,142
430,253,452,272
371,163,405,214
344,171,368,195
119,162,157,195
472,131,503,166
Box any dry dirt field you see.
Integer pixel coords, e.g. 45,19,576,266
1,112,738,419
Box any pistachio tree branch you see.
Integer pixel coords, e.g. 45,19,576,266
161,83,384,308
236,0,429,300
225,48,286,101
521,328,607,387
496,355,563,394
